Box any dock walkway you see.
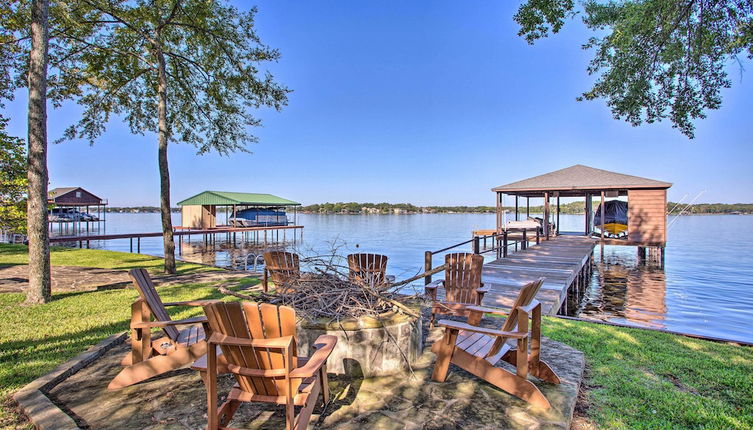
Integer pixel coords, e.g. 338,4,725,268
481,235,595,315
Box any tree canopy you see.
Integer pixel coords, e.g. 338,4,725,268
515,0,753,137
52,0,289,273
56,0,289,153
0,118,27,235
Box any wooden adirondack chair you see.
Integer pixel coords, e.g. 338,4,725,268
430,277,561,409
262,251,300,292
347,253,395,286
202,301,337,430
108,268,217,390
424,252,489,325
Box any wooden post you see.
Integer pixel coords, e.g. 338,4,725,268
543,192,550,240
496,192,502,233
515,196,519,221
584,193,590,235
556,193,560,235
472,236,480,254
522,229,527,250
502,231,508,258
424,251,433,285
600,191,605,243
526,197,530,218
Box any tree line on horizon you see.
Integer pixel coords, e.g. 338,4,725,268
292,201,753,215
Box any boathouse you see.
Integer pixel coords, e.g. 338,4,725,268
48,186,108,224
177,191,300,229
492,165,672,248
48,187,107,208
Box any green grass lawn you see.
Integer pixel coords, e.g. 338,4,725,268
1,245,751,429
0,277,255,429
543,317,753,429
0,243,217,275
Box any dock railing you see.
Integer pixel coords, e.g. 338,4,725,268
423,228,540,285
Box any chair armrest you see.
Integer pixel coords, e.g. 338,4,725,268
208,333,294,349
191,347,228,372
424,280,444,291
466,305,509,317
476,284,490,293
425,280,443,300
163,300,220,307
436,320,527,339
131,316,207,329
516,300,541,314
289,335,338,378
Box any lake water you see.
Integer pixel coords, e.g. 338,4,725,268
52,212,753,343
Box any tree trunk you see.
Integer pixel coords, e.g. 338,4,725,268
26,0,51,304
156,45,176,274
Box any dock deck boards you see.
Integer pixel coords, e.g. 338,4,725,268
481,236,595,314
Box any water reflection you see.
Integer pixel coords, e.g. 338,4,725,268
178,238,287,272
577,246,667,329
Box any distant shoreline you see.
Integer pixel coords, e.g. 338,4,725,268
105,203,752,216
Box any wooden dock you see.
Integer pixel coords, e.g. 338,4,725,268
49,225,304,253
481,235,595,315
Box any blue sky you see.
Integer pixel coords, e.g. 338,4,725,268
3,1,752,206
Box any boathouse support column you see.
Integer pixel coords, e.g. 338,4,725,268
584,193,591,235
600,192,605,243
526,197,530,218
600,191,605,258
544,192,550,240
555,193,560,235
515,196,519,221
496,192,502,232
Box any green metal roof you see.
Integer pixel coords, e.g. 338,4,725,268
177,191,300,207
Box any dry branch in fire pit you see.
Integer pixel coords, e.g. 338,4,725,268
217,250,444,323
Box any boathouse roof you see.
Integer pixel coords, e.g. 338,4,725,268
48,187,106,206
492,165,672,196
177,191,300,207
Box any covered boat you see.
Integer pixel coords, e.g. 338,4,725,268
236,208,288,226
593,200,628,238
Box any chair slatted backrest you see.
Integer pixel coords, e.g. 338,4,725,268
204,301,299,397
128,268,179,340
348,253,388,286
484,277,545,360
263,251,300,287
501,277,545,332
443,253,484,304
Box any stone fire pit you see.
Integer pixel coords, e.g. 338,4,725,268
298,311,422,377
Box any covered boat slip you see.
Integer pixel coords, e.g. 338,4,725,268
177,190,301,229
461,165,673,315
492,165,672,249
